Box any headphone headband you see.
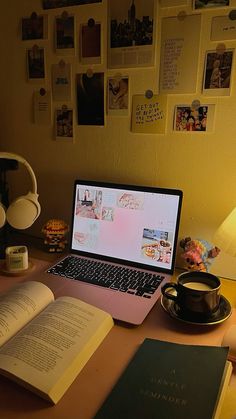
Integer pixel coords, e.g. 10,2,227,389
0,152,38,194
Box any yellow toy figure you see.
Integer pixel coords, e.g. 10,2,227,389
42,219,69,253
180,237,220,272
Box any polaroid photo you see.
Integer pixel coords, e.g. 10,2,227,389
173,104,215,132
193,0,229,10
27,47,46,81
80,21,101,64
22,14,48,41
203,49,234,96
55,15,75,54
55,108,74,141
107,76,129,116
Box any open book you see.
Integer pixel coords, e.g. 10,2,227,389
0,281,114,404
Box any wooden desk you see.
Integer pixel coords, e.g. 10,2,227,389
0,247,236,419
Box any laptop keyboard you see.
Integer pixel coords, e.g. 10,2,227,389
47,255,165,298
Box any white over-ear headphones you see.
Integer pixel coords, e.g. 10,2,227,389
0,152,41,229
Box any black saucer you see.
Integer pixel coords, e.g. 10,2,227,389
161,294,232,326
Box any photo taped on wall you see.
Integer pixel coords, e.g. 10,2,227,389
42,0,102,9
76,72,104,126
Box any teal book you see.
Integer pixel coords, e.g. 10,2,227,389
94,338,231,419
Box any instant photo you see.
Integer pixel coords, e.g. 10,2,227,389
27,47,45,80
174,104,215,132
80,22,101,64
203,50,234,96
55,15,75,53
55,108,73,140
22,15,47,40
107,76,129,116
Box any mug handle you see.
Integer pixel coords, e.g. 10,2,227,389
161,282,178,302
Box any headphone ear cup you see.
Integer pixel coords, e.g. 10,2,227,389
0,203,6,228
6,192,41,230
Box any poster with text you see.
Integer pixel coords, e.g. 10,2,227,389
108,0,156,69
203,50,234,96
160,14,201,94
131,94,167,134
52,62,72,101
76,72,104,126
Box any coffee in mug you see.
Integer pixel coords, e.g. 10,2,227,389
183,282,213,291
161,271,221,316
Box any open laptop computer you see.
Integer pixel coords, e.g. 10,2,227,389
42,180,183,325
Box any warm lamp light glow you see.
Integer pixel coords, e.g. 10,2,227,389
214,207,236,257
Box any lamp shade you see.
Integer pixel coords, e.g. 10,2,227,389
214,207,236,257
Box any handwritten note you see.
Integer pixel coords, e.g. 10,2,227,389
131,95,167,134
160,14,201,94
161,38,184,91
211,16,236,41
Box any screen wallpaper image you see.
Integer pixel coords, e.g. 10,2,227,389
71,185,180,270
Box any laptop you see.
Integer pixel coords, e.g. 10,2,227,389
42,180,183,325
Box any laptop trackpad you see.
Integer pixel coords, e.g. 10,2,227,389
69,281,154,325
54,280,113,312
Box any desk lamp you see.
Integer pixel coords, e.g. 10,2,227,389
213,207,236,257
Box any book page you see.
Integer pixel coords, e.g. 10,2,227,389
0,281,54,348
0,296,113,404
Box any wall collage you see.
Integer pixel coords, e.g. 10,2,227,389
21,0,233,141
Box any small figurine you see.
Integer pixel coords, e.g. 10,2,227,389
42,219,69,253
179,237,220,272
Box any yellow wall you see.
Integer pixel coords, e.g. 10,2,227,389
0,0,235,278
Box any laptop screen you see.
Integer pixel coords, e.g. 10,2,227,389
70,181,183,274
